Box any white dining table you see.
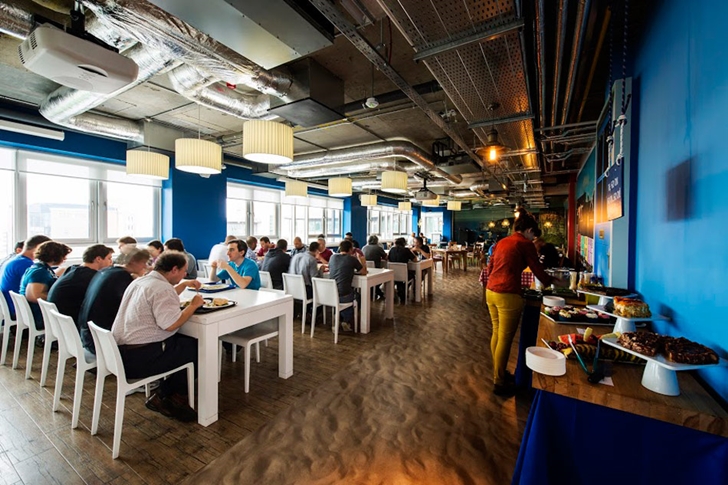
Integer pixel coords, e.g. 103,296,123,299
408,258,434,302
178,288,293,426
352,268,394,333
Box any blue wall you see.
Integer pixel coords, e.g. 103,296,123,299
633,0,728,399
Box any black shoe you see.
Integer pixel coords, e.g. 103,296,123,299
166,393,197,422
493,383,518,398
504,371,516,384
145,393,175,418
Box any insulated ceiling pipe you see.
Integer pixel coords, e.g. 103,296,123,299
283,161,417,180
279,141,462,185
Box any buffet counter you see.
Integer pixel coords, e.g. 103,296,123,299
512,313,728,485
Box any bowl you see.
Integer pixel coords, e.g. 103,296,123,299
526,346,566,376
543,296,566,307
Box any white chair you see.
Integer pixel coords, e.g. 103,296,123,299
388,262,414,303
365,260,375,269
37,299,61,387
9,291,46,379
311,277,358,344
88,322,194,459
283,273,323,334
219,321,279,393
49,309,97,429
259,271,273,289
197,259,209,278
0,294,16,366
204,263,215,279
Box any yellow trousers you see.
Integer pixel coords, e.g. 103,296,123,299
486,290,525,386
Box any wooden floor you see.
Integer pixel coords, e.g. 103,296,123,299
0,270,532,484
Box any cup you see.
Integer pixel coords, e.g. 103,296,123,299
534,277,543,290
569,271,579,290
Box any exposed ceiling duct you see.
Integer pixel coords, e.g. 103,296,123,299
283,161,417,180
280,140,462,185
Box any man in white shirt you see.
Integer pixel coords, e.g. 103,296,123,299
245,236,258,261
208,235,236,263
111,251,203,422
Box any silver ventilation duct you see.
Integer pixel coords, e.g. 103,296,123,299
281,141,462,185
352,177,451,190
0,2,33,39
283,161,416,180
167,64,275,121
80,0,301,100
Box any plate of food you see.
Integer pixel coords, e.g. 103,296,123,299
188,283,235,293
181,297,236,313
542,305,615,325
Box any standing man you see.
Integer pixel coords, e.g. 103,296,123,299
78,249,151,355
327,240,367,331
1,235,51,319
112,251,203,421
261,239,291,290
290,237,307,256
289,241,322,299
208,235,236,263
48,244,114,324
164,238,197,279
316,235,333,263
209,239,261,290
408,232,417,247
245,236,258,261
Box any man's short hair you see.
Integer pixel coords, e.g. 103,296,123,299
276,239,288,251
394,237,406,247
246,236,257,246
224,235,237,243
147,240,164,251
127,248,151,264
339,240,353,253
24,235,51,251
35,241,72,264
345,232,353,237
259,236,270,244
368,235,379,245
229,239,248,253
309,241,320,253
154,251,188,272
14,241,24,251
117,236,137,245
82,244,114,263
415,236,424,246
317,234,325,239
164,238,185,252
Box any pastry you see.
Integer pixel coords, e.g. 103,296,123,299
663,337,719,365
613,296,652,318
212,297,229,307
617,332,662,357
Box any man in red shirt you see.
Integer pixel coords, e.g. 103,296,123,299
316,235,333,263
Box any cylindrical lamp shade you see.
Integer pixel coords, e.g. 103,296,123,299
422,195,440,207
398,201,412,211
360,194,378,206
285,180,308,198
175,138,222,174
243,120,294,164
447,200,462,211
126,150,169,179
329,177,352,197
381,170,408,193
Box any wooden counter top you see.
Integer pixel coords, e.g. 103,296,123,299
534,313,728,437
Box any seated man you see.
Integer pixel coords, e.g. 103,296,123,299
327,240,367,331
387,237,417,303
164,238,197,279
261,239,291,290
363,235,387,268
1,235,51,319
209,239,261,290
48,244,114,324
245,236,258,261
289,241,322,299
316,235,333,263
114,236,137,265
77,249,150,355
0,240,24,272
208,235,236,263
344,232,360,249
20,241,72,331
256,236,272,258
412,236,431,260
290,237,307,256
111,251,203,422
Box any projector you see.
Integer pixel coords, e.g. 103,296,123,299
18,24,138,94
414,188,438,201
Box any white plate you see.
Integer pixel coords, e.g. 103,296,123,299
586,305,666,322
600,337,720,371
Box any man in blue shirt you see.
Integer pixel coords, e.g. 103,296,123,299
0,235,51,319
209,239,261,290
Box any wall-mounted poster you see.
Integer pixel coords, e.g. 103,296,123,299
606,162,624,220
576,151,595,238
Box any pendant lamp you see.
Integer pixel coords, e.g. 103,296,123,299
126,149,169,179
285,180,308,198
329,177,352,197
243,120,294,164
447,200,462,211
381,170,408,193
398,201,412,211
422,195,440,207
175,138,222,174
361,194,378,206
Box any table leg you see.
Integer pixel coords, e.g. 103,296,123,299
427,265,433,295
360,283,371,334
278,303,293,379
443,254,449,273
197,323,219,427
463,253,468,271
385,277,394,319
414,268,422,302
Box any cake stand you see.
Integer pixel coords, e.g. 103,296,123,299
587,305,667,333
577,289,636,306
601,337,724,396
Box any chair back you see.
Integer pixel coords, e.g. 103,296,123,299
51,310,87,361
388,262,409,283
312,277,340,308
0,292,14,325
88,321,126,381
37,299,60,345
204,263,214,279
365,260,375,269
259,271,273,289
9,291,33,331
282,273,307,301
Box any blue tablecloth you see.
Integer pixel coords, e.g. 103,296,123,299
512,391,728,485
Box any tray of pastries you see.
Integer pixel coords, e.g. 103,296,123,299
606,332,720,367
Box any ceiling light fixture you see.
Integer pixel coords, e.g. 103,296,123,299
502,219,510,227
361,194,378,206
422,195,440,207
175,105,222,175
285,180,308,198
482,102,506,162
398,201,412,211
126,149,169,179
0,119,65,141
381,170,408,193
328,177,352,197
447,200,461,211
488,221,496,228
243,119,294,164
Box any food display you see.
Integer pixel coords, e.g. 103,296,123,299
579,283,634,297
615,332,719,365
612,296,652,318
546,330,644,364
543,305,613,324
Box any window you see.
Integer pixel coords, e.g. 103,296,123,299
253,201,277,237
326,208,341,238
366,206,411,241
104,182,157,240
422,212,444,242
308,207,324,237
26,173,93,242
0,149,14,256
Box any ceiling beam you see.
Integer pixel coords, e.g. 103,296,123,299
468,112,535,130
412,18,524,61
